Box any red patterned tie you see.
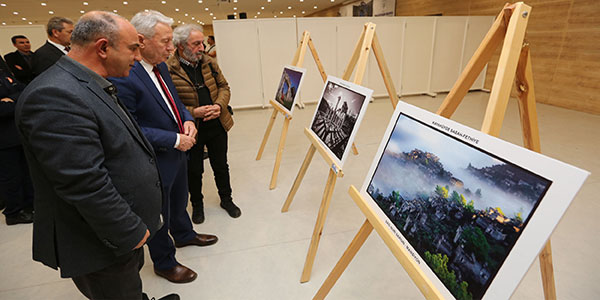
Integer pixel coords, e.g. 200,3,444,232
152,66,184,133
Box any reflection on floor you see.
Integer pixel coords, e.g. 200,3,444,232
0,92,598,299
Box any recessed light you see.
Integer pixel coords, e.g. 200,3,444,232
113,9,117,12
314,6,317,9
2,22,6,25
80,10,85,13
293,15,296,18
28,21,32,24
268,0,271,2
213,16,216,19
302,11,305,14
0,3,6,6
233,0,237,2
41,3,46,6
288,6,292,9
49,10,54,14
12,11,18,15
300,0,303,2
274,15,277,18
83,2,88,5
261,6,264,10
161,1,166,4
233,7,237,10
184,13,188,16
254,16,257,18
21,17,26,20
175,8,179,11
233,12,236,15
198,0,202,3
257,12,260,15
177,20,181,23
123,1,128,4
192,17,195,20
204,7,208,11
209,12,213,16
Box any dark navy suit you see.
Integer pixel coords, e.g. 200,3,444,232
110,61,196,271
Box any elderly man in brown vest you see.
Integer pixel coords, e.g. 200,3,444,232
167,24,240,224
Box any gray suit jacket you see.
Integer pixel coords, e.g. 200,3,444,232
15,56,163,277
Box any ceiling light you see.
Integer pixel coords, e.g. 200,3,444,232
80,10,85,13
209,12,213,16
261,6,264,10
288,6,292,9
314,6,317,9
302,11,305,14
21,17,26,20
233,7,237,10
161,1,166,4
28,21,32,24
268,0,271,2
12,11,18,15
274,15,277,18
49,10,54,14
204,7,208,11
257,12,260,15
233,12,236,15
198,0,202,3
83,2,88,5
177,20,181,23
184,13,188,16
123,1,128,4
300,0,303,2
331,0,334,2
233,0,237,2
280,11,283,14
2,22,5,25
175,8,179,11
0,3,6,6
213,16,216,19
41,3,46,6
113,9,117,12
191,17,195,20
254,16,257,18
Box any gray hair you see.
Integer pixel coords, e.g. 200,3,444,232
173,24,203,47
46,16,74,36
71,12,121,47
131,10,173,38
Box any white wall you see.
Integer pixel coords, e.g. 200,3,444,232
214,16,494,109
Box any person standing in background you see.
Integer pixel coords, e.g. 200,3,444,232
4,35,35,84
205,35,216,60
31,16,73,77
168,25,240,224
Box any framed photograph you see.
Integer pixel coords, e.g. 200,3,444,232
361,101,589,300
309,76,373,168
273,65,306,115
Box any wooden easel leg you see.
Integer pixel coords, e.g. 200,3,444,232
313,220,373,300
371,32,399,109
539,241,557,300
270,117,291,190
342,25,367,81
281,145,316,212
301,169,338,283
436,4,510,118
308,38,328,83
256,109,278,160
351,143,359,155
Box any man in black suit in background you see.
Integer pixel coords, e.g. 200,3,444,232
4,35,35,84
16,11,176,300
31,16,73,77
0,56,33,225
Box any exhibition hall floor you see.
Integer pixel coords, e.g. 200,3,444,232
0,91,598,299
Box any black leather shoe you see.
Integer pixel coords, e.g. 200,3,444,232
6,210,33,225
175,233,218,247
154,264,197,283
220,201,241,218
143,293,180,300
191,206,204,224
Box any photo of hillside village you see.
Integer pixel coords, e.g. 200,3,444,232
367,114,551,300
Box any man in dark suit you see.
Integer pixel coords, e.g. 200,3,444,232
31,16,73,77
111,10,218,284
4,35,35,84
15,11,176,300
0,56,33,225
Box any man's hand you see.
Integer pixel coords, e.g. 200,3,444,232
1,98,14,103
192,106,211,118
203,104,221,121
176,134,196,152
133,229,150,249
183,121,197,139
14,64,23,71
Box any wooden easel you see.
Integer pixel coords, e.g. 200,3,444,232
255,31,328,190
281,22,400,283
314,3,558,299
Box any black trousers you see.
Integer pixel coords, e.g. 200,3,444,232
72,248,144,300
0,145,34,216
188,124,232,208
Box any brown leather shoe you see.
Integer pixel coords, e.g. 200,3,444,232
175,233,218,248
154,264,197,284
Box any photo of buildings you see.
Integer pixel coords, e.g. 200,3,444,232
274,66,304,114
310,78,369,164
367,113,552,300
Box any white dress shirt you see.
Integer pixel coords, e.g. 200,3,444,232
47,39,69,55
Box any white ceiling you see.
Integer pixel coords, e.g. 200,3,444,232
0,0,342,27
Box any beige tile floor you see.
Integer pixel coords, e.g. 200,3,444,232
0,91,598,299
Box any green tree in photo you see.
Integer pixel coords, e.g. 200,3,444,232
436,185,449,199
424,251,473,300
462,226,490,262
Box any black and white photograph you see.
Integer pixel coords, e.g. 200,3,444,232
360,101,589,300
309,76,373,167
273,65,305,115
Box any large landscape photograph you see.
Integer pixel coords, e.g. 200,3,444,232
310,77,370,165
367,114,552,300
